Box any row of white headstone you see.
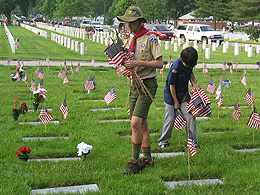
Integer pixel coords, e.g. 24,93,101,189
4,23,15,53
20,23,47,39
51,32,85,55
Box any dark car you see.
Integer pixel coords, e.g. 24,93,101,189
144,24,175,40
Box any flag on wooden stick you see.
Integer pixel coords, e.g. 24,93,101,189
104,87,117,105
29,76,36,92
63,72,69,84
187,130,196,156
76,62,81,72
206,79,216,94
84,76,95,91
247,106,260,130
57,68,66,79
245,88,255,105
39,104,53,124
60,97,68,119
231,101,241,121
173,110,187,130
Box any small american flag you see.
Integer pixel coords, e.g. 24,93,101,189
7,57,10,65
38,79,43,89
232,101,241,121
202,60,208,77
206,79,216,94
29,76,36,92
217,93,223,107
222,61,226,70
127,108,130,115
235,61,238,69
84,76,95,91
24,73,28,85
76,63,81,72
37,67,44,79
244,67,247,75
64,60,67,70
187,130,196,156
60,97,68,119
17,59,20,69
91,56,95,65
245,88,255,105
46,56,49,65
39,104,53,124
103,43,124,67
215,84,222,100
219,71,222,82
57,68,66,79
247,106,260,130
230,66,233,75
116,66,121,76
104,87,117,105
173,110,187,130
160,68,164,75
70,64,74,75
241,74,247,86
63,72,69,84
232,57,234,64
168,55,172,65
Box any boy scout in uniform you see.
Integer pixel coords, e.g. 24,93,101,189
117,6,163,174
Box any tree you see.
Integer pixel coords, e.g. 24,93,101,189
194,0,229,29
166,0,197,27
41,0,57,18
54,0,87,26
0,0,17,24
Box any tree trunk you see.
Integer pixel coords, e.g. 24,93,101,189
213,17,216,30
5,12,12,25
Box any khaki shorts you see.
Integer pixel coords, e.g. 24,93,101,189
130,77,158,119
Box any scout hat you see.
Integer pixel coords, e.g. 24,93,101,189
117,6,147,23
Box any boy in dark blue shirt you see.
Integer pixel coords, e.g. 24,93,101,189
158,47,198,148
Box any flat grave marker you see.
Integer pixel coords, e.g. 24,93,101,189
165,179,223,189
90,107,121,111
236,148,260,152
28,157,81,162
99,119,130,123
140,152,185,158
22,137,69,141
19,121,60,126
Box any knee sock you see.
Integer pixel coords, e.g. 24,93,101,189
132,141,141,160
142,145,152,161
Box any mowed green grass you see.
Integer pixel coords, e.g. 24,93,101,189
0,25,259,64
0,59,260,194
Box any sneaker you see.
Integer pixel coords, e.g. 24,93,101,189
159,144,169,148
123,158,140,174
139,157,154,170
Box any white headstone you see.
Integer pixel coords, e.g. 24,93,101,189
60,36,64,45
208,39,212,46
71,39,75,50
76,31,79,38
248,46,253,57
100,36,104,44
174,43,178,52
185,39,189,47
226,41,229,48
234,43,239,55
64,37,67,47
223,43,227,53
75,41,79,52
205,48,210,59
202,40,207,50
257,45,260,53
178,39,181,46
193,40,197,48
171,37,174,45
245,44,249,52
96,35,99,43
58,35,61,44
80,32,82,39
80,42,84,55
83,32,85,40
105,37,109,46
165,41,169,50
67,38,70,49
194,45,198,51
212,42,216,51
92,35,95,42
51,33,53,41
216,40,220,47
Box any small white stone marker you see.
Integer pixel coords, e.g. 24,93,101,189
22,137,69,141
28,157,81,162
90,107,121,111
196,117,210,120
236,148,260,152
19,121,60,125
140,152,184,158
165,179,223,189
99,119,130,123
28,108,53,112
31,184,99,195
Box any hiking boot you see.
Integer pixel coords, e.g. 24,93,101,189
159,143,169,148
123,158,140,174
139,157,154,170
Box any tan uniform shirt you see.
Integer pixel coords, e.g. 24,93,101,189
124,33,163,79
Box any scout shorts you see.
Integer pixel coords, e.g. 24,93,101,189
130,77,158,119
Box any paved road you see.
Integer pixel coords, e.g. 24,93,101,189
0,59,259,69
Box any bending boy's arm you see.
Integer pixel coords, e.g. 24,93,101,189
170,84,179,110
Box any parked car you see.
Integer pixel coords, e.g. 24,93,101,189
81,20,91,28
91,21,103,31
144,24,175,40
175,24,224,43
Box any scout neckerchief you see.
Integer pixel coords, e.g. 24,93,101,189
129,27,149,53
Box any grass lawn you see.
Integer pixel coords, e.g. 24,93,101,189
0,59,260,194
1,25,260,64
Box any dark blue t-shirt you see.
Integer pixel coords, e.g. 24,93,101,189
164,58,192,105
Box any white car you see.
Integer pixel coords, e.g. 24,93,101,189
91,21,103,31
175,24,224,43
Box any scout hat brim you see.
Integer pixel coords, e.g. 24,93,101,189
117,6,147,23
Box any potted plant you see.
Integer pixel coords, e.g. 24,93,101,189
32,88,47,111
12,100,28,120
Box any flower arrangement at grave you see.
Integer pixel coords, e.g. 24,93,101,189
12,99,28,120
221,78,231,88
10,64,25,82
33,88,47,111
15,146,32,161
77,142,93,161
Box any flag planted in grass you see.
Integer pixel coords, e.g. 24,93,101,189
222,61,227,70
206,79,216,94
245,88,255,105
241,74,247,86
63,72,69,84
187,130,196,156
232,101,241,121
60,97,68,119
247,106,260,130
217,93,223,107
215,84,222,100
29,76,36,92
70,64,74,75
202,60,208,77
57,68,66,79
39,104,53,124
173,110,187,130
84,76,95,91
104,87,116,105
38,79,43,89
76,63,81,72
45,56,49,65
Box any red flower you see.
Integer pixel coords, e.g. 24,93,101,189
18,146,27,154
21,103,26,107
13,107,17,112
14,99,19,103
15,152,21,156
26,148,32,153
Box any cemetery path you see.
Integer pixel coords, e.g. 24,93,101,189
0,60,258,69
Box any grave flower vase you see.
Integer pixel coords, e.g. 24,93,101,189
33,102,39,111
13,112,19,121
